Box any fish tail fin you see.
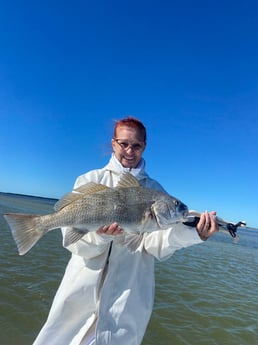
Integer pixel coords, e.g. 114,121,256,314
3,213,45,255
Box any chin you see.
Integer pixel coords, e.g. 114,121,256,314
122,160,137,168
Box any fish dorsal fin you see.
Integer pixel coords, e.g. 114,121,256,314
54,183,110,211
116,173,141,188
74,183,110,195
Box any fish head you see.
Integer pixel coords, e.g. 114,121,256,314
151,195,188,228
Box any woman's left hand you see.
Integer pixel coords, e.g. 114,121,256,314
196,211,218,241
96,222,123,236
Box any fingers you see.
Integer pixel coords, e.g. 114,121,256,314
196,211,218,241
96,223,123,236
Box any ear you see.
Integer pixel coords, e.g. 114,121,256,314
111,138,116,151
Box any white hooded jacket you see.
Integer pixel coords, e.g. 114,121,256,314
33,155,202,345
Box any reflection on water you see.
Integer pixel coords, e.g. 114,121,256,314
0,193,257,345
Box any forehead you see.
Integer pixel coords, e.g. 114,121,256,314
115,126,144,141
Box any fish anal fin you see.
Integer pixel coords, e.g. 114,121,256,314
116,173,140,188
63,228,89,247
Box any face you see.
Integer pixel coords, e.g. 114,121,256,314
112,126,146,168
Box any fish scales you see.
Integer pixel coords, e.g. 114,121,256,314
42,187,157,232
3,173,188,255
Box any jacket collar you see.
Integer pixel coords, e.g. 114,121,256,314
104,153,149,180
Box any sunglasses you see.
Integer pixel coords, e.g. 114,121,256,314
114,138,145,151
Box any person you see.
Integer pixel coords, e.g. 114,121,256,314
33,116,218,345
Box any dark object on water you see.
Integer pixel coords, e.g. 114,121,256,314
183,215,246,238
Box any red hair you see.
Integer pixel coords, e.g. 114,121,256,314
113,116,147,142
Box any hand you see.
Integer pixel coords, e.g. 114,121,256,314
196,211,218,241
96,222,123,236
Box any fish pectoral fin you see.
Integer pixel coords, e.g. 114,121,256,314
63,228,88,247
140,210,154,230
116,173,141,188
55,183,110,211
125,234,144,252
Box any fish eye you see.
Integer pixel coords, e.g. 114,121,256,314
174,200,179,206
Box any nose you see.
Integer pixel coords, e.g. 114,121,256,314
125,145,134,152
124,145,135,153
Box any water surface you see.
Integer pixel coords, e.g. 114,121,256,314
0,193,257,345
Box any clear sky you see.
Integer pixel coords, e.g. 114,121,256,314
0,0,257,228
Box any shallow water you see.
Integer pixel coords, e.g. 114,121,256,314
0,193,257,345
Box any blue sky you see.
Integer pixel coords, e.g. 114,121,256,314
0,0,257,228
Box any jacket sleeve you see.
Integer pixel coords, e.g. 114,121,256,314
143,223,203,261
61,169,112,258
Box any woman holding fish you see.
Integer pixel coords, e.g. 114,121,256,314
32,117,218,345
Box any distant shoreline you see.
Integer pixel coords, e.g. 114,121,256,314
0,191,58,202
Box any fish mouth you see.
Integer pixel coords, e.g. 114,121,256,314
177,203,189,219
